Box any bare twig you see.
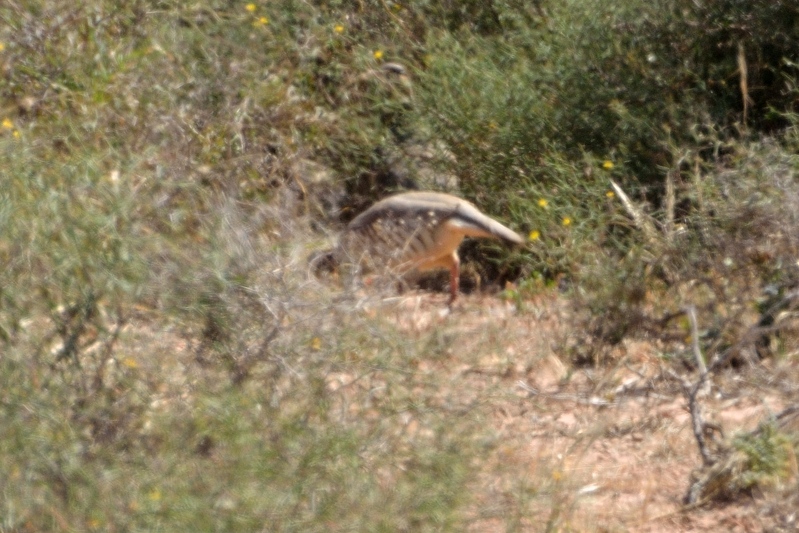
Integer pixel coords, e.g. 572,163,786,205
738,41,752,128
674,305,715,467
665,170,676,244
609,179,661,247
673,293,799,504
516,381,614,407
683,305,709,389
755,403,799,435
91,311,128,393
663,367,691,391
687,368,715,466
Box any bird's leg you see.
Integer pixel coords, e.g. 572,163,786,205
448,253,460,305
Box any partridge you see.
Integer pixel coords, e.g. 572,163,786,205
330,191,523,303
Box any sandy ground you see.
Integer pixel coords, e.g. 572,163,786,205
378,290,799,532
125,282,798,532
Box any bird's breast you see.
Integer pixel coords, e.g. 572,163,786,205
344,212,463,272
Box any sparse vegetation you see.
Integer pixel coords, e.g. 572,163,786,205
2,0,799,531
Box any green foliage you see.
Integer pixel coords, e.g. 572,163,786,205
2,0,799,529
0,275,488,532
415,0,799,188
408,0,799,281
733,423,795,491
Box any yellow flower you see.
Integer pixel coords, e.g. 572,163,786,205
245,3,256,12
537,198,548,208
253,16,268,25
310,337,322,351
334,24,344,33
0,43,5,52
605,190,615,198
122,357,138,369
148,488,161,501
1,118,13,129
487,120,498,130
528,230,540,241
552,470,563,481
602,160,614,170
373,50,383,60
562,217,572,226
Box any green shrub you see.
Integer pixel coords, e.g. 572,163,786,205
2,1,799,528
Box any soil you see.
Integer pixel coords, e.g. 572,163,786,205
384,291,799,532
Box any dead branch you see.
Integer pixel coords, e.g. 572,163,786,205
680,295,799,504
609,179,661,248
665,170,676,244
516,381,614,407
738,41,752,128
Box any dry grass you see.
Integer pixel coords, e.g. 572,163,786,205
3,1,799,531
3,185,799,531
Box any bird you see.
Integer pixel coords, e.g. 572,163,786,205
315,191,524,303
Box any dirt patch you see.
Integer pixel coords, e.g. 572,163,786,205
377,290,799,532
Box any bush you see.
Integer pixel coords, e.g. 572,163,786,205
2,0,799,528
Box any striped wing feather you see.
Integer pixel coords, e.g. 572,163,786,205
341,191,522,273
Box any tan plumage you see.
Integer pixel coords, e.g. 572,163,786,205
332,191,523,302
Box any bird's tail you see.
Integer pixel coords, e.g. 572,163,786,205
449,215,524,245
